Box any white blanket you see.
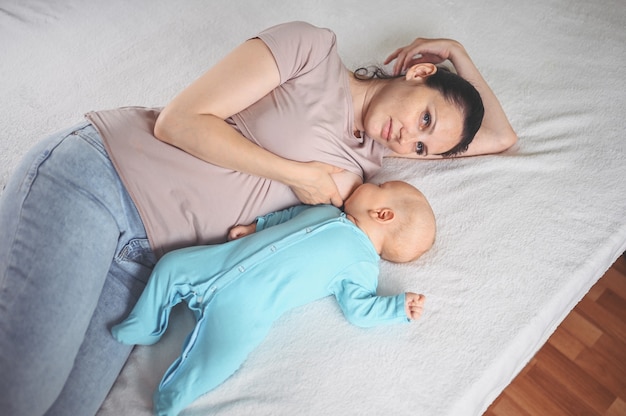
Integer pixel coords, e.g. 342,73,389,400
2,1,625,415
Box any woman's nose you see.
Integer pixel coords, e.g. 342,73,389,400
399,130,416,145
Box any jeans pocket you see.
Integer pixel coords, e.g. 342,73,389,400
116,238,157,270
115,238,157,290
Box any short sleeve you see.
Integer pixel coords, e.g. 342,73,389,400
255,21,336,84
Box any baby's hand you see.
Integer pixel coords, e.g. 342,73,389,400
228,223,256,241
405,293,426,320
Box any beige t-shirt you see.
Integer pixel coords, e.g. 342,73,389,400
87,21,385,257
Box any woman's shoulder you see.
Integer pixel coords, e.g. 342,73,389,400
255,21,337,83
257,21,335,42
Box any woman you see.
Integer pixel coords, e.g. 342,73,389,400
0,21,515,416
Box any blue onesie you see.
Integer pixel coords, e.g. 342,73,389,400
112,205,409,416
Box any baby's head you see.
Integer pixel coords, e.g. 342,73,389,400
343,181,435,263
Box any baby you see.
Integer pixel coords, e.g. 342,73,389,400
112,180,435,416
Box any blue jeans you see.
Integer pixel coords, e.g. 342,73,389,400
0,122,156,416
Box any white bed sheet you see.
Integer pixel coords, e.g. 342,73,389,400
2,1,625,415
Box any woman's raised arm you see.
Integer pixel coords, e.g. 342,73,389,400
385,38,517,157
154,39,343,206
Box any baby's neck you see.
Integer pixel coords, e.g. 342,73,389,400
345,213,382,255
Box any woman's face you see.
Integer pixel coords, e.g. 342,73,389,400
363,80,464,157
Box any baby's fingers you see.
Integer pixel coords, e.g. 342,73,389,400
409,304,424,320
405,293,426,320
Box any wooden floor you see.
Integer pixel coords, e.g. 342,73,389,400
485,253,626,416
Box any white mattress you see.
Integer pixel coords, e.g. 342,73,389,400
2,1,625,415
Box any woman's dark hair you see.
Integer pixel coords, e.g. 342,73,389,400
354,65,484,157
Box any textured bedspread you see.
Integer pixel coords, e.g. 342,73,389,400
2,1,625,415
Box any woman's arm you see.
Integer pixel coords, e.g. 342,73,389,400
385,38,517,157
155,38,343,206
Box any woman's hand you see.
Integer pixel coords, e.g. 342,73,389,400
287,161,344,207
384,37,464,76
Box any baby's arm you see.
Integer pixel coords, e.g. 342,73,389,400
228,205,314,240
331,264,413,327
331,263,428,326
404,292,426,320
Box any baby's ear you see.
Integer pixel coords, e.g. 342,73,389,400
369,208,395,223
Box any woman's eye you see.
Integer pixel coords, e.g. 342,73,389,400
422,112,431,127
415,142,424,155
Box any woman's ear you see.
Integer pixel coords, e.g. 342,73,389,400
369,208,395,223
405,63,438,81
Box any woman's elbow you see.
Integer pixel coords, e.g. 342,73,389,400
500,129,518,152
154,107,180,145
485,127,518,154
